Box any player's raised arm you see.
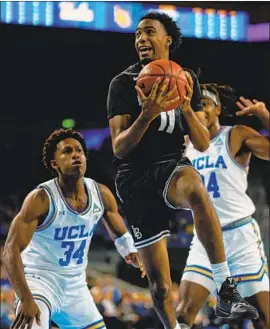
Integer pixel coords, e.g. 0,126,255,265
181,71,210,152
98,183,145,277
2,188,49,328
231,125,270,161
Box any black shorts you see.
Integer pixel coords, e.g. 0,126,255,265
115,156,192,248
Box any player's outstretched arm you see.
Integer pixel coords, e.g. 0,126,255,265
2,188,49,328
98,183,145,277
231,125,270,161
236,97,270,130
182,71,210,152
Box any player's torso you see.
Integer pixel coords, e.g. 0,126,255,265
119,72,187,164
21,178,104,274
186,126,255,226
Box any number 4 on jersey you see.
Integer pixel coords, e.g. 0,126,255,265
200,172,220,198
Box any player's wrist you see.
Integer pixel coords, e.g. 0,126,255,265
114,231,137,258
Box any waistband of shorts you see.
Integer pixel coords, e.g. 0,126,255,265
222,216,253,231
118,153,183,171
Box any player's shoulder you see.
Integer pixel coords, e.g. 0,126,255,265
109,62,141,87
231,124,259,137
21,187,50,218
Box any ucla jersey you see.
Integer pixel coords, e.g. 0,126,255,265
185,126,255,227
21,178,104,275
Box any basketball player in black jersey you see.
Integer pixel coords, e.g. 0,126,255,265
107,12,258,329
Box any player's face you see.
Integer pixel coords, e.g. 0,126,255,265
202,96,221,128
52,138,87,178
135,19,172,65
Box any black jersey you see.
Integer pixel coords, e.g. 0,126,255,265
107,62,203,165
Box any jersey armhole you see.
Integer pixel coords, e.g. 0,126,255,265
36,186,57,231
225,126,249,171
93,181,105,219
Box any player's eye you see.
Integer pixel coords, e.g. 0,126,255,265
146,29,154,35
63,148,71,154
136,31,141,38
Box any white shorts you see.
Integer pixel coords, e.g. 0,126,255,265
15,269,106,329
181,217,269,298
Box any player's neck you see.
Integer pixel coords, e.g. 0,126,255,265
57,176,85,200
209,122,221,140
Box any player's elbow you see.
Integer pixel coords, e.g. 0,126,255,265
194,141,209,152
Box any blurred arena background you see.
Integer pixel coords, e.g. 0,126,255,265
0,1,269,328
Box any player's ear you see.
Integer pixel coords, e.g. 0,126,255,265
216,106,222,116
50,159,58,170
166,36,172,47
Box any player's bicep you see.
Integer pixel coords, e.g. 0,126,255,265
6,212,39,252
245,135,270,160
109,114,131,144
5,189,49,252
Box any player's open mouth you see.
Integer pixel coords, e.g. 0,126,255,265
139,46,152,56
72,161,82,166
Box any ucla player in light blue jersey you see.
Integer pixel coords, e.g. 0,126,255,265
176,84,269,328
2,129,145,329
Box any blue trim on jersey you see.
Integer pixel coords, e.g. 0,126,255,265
210,126,226,142
36,185,57,231
184,264,214,281
54,178,92,215
225,127,250,172
222,217,252,231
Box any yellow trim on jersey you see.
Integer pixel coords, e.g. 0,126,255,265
85,320,106,329
233,263,269,283
184,265,213,279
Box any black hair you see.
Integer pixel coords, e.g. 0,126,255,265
42,128,88,175
201,83,238,117
139,12,182,53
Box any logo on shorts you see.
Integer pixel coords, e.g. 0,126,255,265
131,226,142,240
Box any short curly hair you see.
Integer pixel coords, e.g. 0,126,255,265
42,128,88,176
139,12,182,53
201,83,237,118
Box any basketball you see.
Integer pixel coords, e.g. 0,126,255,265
136,59,188,112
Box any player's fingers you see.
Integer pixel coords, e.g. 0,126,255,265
36,309,41,326
27,318,35,329
184,71,193,88
253,99,259,104
20,315,31,329
164,96,180,109
149,77,162,99
164,85,177,100
239,96,253,106
13,312,24,329
11,312,22,329
236,101,246,111
156,79,169,102
135,86,147,102
235,107,253,116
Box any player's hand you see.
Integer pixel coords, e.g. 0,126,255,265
135,78,179,122
11,298,41,329
236,97,267,117
181,71,194,113
125,252,146,278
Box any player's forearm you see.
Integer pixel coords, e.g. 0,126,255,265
256,109,270,130
183,110,210,152
102,216,128,242
2,245,33,301
113,112,151,159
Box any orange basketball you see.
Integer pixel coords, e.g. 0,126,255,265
136,59,187,112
